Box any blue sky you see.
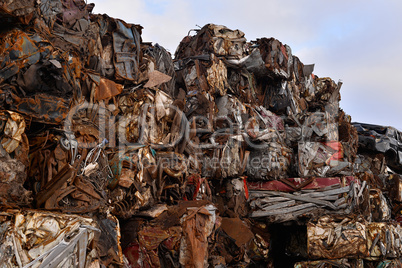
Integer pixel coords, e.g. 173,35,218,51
91,0,402,130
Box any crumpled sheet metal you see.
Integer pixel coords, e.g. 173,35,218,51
375,259,402,267
109,146,157,219
175,24,246,59
0,29,80,97
386,174,402,202
28,131,113,214
143,70,172,89
113,19,142,82
307,77,341,111
96,214,124,266
0,30,41,82
0,29,83,124
247,142,292,180
0,209,99,268
245,106,285,143
87,72,123,101
119,88,183,147
220,217,254,248
366,222,402,260
251,37,292,80
224,178,250,217
354,153,388,189
206,55,229,96
215,94,247,127
0,0,37,25
0,155,32,207
39,0,93,30
201,138,244,179
369,188,391,222
0,110,31,207
299,111,339,142
307,216,368,259
0,110,26,155
137,226,182,267
298,141,351,177
177,58,221,97
179,205,217,268
143,43,176,95
3,92,72,124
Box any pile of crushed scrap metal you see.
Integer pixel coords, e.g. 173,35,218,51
1,1,402,267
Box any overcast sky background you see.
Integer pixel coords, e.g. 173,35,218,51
91,0,402,130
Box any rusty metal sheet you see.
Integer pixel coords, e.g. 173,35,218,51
137,226,182,267
87,72,123,101
113,20,142,82
0,0,36,25
4,92,71,124
0,30,40,82
220,217,254,248
179,205,216,267
144,70,172,88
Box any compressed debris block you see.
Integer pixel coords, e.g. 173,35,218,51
247,142,292,180
298,141,350,177
0,209,100,267
251,37,292,80
175,24,246,59
248,177,364,222
307,216,368,259
369,188,391,222
366,222,402,260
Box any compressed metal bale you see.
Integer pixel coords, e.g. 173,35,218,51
247,142,292,180
307,216,368,259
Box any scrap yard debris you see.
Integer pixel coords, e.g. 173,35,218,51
1,1,402,267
